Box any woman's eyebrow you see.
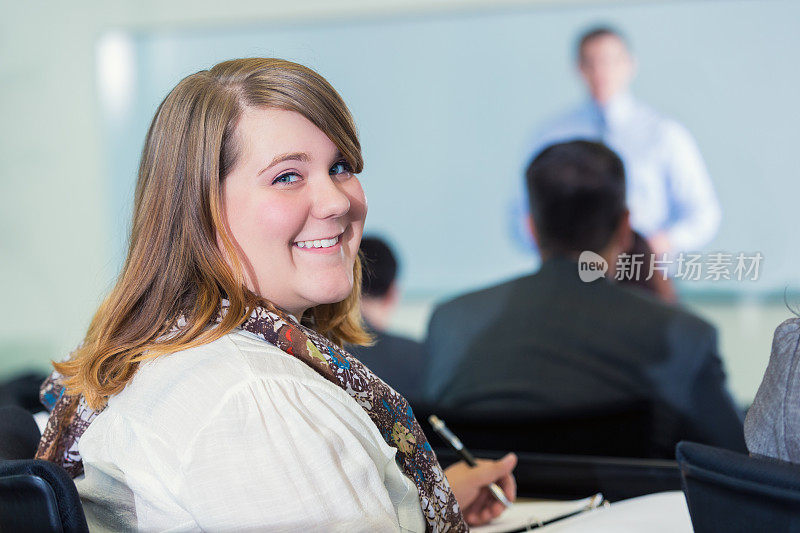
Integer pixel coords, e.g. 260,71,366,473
259,152,310,174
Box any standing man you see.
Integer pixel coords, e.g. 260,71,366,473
531,26,720,255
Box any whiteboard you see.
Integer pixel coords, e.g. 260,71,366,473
104,0,800,298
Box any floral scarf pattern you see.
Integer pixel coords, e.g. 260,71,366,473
35,303,467,532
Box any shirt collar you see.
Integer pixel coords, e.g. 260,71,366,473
595,91,636,129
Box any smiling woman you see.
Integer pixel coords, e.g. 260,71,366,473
221,107,367,317
33,58,515,531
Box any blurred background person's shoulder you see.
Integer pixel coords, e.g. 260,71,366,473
349,236,426,401
745,317,800,463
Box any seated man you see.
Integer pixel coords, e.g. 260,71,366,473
349,237,426,401
423,140,745,455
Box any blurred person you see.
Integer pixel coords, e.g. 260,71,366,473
35,58,516,531
745,317,800,463
425,140,744,457
349,236,426,401
0,371,49,413
529,26,720,255
617,231,678,303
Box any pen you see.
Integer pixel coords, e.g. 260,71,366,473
428,414,512,508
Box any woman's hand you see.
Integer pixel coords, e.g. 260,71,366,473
444,453,517,526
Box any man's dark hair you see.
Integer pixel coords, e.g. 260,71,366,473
526,140,627,255
359,236,398,298
576,25,629,59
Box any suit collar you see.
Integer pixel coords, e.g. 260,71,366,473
538,256,610,286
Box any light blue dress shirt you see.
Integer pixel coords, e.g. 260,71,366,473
529,92,721,252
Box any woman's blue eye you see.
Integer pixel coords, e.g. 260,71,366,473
273,173,300,185
330,161,352,175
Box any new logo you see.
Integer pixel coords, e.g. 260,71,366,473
578,251,608,282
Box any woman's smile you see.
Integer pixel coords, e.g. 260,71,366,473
293,233,342,250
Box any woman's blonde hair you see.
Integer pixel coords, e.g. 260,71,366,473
56,58,371,410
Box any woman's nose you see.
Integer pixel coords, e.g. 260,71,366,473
310,173,351,219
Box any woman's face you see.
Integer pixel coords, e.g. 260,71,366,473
221,107,367,317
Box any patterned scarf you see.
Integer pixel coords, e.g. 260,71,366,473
36,303,467,532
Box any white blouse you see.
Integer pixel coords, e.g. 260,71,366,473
75,329,426,532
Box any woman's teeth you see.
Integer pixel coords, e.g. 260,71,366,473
295,236,339,249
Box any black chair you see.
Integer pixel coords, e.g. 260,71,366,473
435,448,681,502
0,405,89,532
413,400,656,458
0,371,49,413
677,441,800,533
0,405,42,460
0,459,89,533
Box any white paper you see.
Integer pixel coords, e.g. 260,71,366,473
472,495,600,533
536,491,691,533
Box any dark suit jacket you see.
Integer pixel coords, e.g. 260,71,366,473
423,257,745,454
349,325,426,402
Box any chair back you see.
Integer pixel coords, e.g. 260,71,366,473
0,405,42,460
435,448,681,501
0,406,89,532
0,371,49,413
677,440,800,532
414,400,655,457
0,459,89,533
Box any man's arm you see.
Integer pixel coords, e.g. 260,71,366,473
662,122,722,251
682,326,747,452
